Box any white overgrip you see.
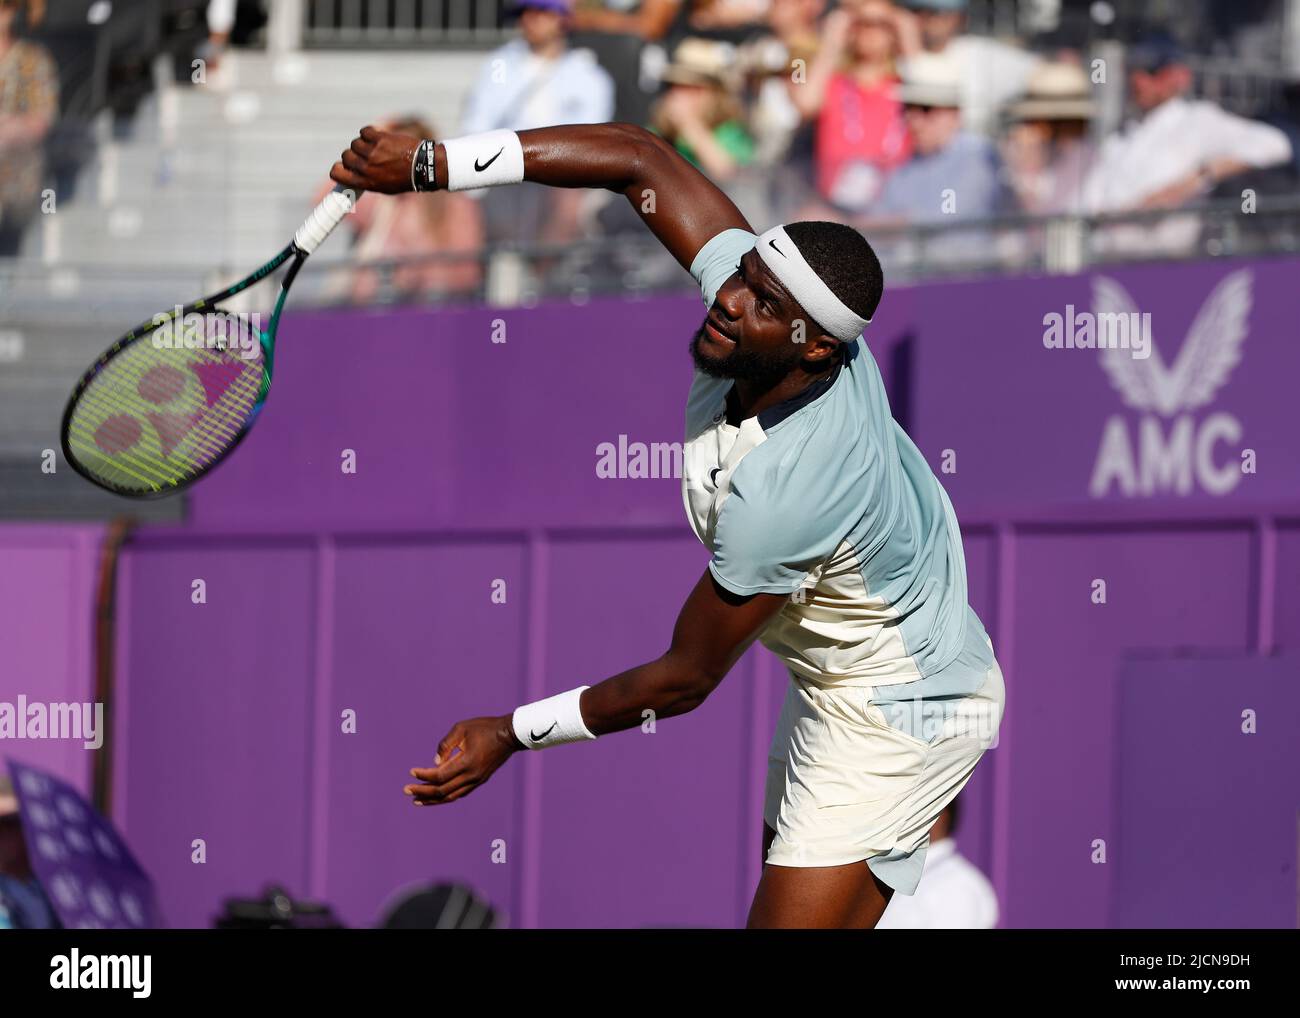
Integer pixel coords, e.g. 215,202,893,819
293,185,362,256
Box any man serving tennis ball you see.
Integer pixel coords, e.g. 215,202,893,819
331,123,1004,929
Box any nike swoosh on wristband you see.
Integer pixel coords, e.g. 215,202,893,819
475,148,505,172
530,721,558,742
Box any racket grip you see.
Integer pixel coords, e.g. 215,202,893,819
293,185,363,256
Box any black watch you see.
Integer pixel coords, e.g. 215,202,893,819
411,139,438,192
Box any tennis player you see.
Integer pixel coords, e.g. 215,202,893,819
331,123,1004,929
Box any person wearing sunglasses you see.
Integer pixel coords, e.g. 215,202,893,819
870,50,1005,229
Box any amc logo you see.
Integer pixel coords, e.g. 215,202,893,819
1089,270,1251,498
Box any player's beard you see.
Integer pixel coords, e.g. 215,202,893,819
689,321,800,390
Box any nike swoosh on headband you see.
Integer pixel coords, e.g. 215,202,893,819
755,224,871,341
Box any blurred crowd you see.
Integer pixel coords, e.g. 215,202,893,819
4,0,1300,295
0,0,226,255
314,0,1300,295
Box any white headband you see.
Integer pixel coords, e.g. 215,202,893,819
754,224,871,342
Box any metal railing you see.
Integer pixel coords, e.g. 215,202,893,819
1187,56,1293,121
6,197,1300,316
275,195,1300,306
304,0,511,47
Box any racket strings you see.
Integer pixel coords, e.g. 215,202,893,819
68,366,245,489
74,345,256,463
68,366,245,487
65,312,266,494
69,351,259,490
74,334,262,473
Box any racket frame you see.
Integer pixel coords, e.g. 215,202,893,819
59,243,305,499
60,183,360,499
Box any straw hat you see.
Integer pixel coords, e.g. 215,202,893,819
1008,61,1095,121
661,37,739,89
897,52,963,108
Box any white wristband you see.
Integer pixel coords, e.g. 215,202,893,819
512,686,596,750
442,129,525,192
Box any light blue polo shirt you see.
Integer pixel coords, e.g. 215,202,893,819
683,228,993,720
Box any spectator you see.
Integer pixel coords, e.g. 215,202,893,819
794,0,910,215
895,0,1040,138
594,35,759,263
568,0,683,125
314,117,484,304
198,0,269,82
1001,61,1096,216
204,0,236,70
738,0,822,156
876,797,998,929
651,37,756,182
461,0,614,136
0,0,57,257
460,0,615,257
1083,30,1292,214
735,0,825,219
687,0,772,36
570,0,681,43
871,51,1004,223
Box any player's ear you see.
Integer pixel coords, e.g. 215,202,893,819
801,332,841,365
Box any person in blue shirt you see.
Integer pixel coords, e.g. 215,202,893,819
458,0,616,256
879,50,1004,220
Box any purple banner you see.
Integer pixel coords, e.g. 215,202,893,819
909,259,1300,516
0,526,102,791
1114,655,1299,928
185,293,912,532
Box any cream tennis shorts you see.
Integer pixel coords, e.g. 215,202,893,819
763,657,1004,895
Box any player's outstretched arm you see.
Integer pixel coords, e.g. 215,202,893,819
403,569,788,805
576,568,790,733
329,122,753,271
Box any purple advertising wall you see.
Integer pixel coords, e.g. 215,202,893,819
0,526,103,790
5,257,1298,928
1114,653,1299,929
910,259,1300,515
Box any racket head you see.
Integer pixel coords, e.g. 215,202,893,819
61,305,272,498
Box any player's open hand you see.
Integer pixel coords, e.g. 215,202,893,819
330,125,422,194
404,715,521,806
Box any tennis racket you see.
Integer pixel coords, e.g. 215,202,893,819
60,185,361,498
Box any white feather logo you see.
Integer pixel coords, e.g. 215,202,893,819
1094,270,1252,417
